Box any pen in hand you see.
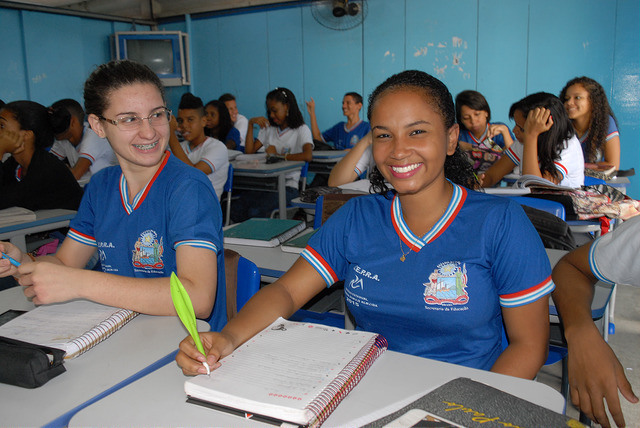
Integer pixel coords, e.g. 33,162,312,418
1,252,20,267
170,272,211,375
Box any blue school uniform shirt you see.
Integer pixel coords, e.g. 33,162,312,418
322,120,371,150
301,185,553,370
578,115,619,162
458,122,514,149
67,152,227,330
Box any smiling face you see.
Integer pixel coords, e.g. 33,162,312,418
88,82,169,172
224,99,238,123
459,105,488,137
563,83,591,122
267,99,289,127
371,88,457,197
342,95,362,117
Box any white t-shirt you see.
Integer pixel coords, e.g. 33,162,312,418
234,114,249,148
257,124,313,188
505,134,584,188
179,137,229,199
590,215,640,286
50,124,117,183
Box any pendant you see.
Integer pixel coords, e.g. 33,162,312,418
400,255,406,262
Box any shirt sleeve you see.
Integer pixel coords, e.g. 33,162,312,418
606,115,620,141
321,123,341,143
354,146,373,176
296,125,314,151
67,179,98,247
589,216,640,286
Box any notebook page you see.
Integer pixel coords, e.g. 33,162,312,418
185,318,378,422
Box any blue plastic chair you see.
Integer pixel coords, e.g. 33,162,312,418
223,164,234,226
235,255,260,311
509,196,566,220
584,175,606,186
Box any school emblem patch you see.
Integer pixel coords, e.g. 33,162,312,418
423,261,469,305
132,230,164,270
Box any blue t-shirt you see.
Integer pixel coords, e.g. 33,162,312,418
322,120,371,150
578,115,619,162
458,122,514,149
68,152,227,330
301,185,553,370
226,127,242,152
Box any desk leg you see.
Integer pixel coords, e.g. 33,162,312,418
277,173,287,219
10,236,27,253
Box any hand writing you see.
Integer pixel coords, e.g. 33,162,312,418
176,331,235,376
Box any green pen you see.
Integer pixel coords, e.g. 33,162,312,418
170,272,211,375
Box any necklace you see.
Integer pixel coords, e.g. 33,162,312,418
398,236,409,262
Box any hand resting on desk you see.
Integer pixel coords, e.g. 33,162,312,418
177,331,233,376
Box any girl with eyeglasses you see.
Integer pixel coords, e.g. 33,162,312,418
232,87,313,221
0,60,227,328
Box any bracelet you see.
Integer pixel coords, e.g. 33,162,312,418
27,253,36,262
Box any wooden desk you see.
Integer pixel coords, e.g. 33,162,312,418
68,349,565,427
0,286,207,427
232,159,304,219
0,209,76,252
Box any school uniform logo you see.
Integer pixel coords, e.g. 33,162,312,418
132,230,164,270
423,261,469,305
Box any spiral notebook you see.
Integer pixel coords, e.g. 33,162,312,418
0,300,138,359
184,317,388,427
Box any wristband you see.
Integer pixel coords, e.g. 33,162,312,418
27,253,36,262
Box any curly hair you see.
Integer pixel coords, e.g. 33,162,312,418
559,76,618,163
366,70,479,196
509,93,574,183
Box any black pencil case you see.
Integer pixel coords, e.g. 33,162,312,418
0,336,66,388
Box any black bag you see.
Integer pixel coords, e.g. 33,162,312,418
521,205,577,251
0,336,66,388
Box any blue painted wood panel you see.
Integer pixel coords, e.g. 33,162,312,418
0,9,29,101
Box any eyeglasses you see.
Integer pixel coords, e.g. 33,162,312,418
99,108,171,131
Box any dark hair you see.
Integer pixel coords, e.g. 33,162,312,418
265,87,305,129
0,99,5,109
204,99,233,140
509,92,574,182
50,98,85,135
344,92,363,105
455,90,491,131
367,70,478,194
3,100,66,149
84,60,165,117
178,92,205,116
559,76,618,163
218,93,236,103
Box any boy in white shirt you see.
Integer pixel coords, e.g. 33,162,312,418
219,93,248,149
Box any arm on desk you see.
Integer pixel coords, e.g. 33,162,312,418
245,117,267,154
177,257,326,375
552,244,637,428
492,297,549,380
328,132,371,187
10,239,217,318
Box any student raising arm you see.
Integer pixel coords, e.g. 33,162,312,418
178,70,552,380
0,60,226,327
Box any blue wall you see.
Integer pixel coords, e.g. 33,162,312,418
1,0,638,197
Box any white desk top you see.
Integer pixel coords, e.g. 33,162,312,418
0,208,76,235
0,286,206,427
225,242,299,280
232,159,304,175
68,349,565,427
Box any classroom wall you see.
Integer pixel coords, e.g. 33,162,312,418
1,0,638,197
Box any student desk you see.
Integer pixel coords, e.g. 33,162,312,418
68,348,565,427
0,286,206,427
0,209,76,252
231,159,304,219
225,242,299,281
308,149,348,174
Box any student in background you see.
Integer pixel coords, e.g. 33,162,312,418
552,215,639,428
306,92,371,150
560,76,621,169
49,98,117,183
219,93,248,150
455,90,515,174
170,93,229,200
0,60,226,327
177,70,551,380
232,87,313,222
204,99,241,151
481,92,584,188
0,100,82,210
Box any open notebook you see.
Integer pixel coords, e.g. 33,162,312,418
184,317,387,427
0,300,137,359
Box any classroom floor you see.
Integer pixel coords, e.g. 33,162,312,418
538,283,640,427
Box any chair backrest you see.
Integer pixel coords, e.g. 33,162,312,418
509,196,566,220
224,164,234,227
299,161,309,191
313,193,364,229
223,249,260,323
584,176,606,186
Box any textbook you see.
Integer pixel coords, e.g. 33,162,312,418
184,317,388,427
0,300,138,359
513,174,576,191
372,377,585,427
280,228,316,254
0,207,37,228
224,218,306,247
